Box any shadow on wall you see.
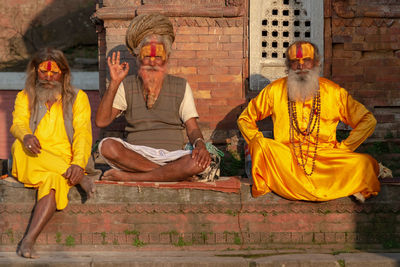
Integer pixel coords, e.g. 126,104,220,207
4,0,97,71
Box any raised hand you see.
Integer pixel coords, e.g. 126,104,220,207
108,51,129,84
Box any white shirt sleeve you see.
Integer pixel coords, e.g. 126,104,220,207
112,82,127,112
179,82,199,123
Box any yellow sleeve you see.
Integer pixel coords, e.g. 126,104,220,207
70,90,92,169
337,87,377,151
10,90,33,142
237,85,273,144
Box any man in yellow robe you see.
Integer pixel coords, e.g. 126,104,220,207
10,48,94,258
237,41,380,202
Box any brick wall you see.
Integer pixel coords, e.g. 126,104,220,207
1,181,399,250
94,0,248,143
325,0,400,138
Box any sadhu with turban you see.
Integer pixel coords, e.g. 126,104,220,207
238,41,391,203
96,13,220,182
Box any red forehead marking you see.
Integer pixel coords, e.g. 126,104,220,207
150,43,156,57
46,61,52,71
296,43,303,58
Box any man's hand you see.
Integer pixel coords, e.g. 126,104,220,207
63,164,84,186
108,51,129,84
23,134,41,154
191,141,211,169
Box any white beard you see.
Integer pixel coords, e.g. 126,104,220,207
287,65,320,102
36,80,62,103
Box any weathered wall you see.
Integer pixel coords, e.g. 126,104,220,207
0,0,97,70
325,0,400,138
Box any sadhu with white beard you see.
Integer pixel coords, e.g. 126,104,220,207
10,48,95,258
96,13,213,182
238,41,381,202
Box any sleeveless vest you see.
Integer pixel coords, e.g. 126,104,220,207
124,74,186,151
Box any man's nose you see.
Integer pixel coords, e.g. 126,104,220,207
297,62,304,70
149,59,156,66
44,73,53,80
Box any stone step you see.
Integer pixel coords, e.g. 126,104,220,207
1,176,400,252
1,251,400,267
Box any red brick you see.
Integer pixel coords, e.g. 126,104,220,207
228,51,244,59
198,66,229,75
335,233,346,243
230,35,242,43
169,66,197,75
81,233,93,245
291,232,303,243
209,27,224,35
175,35,200,43
196,50,229,58
229,66,242,75
199,35,230,43
272,232,291,243
212,58,242,67
215,233,226,244
210,74,241,83
170,50,196,59
159,233,171,244
223,42,243,51
314,233,325,243
208,42,225,51
176,43,209,51
205,233,216,244
325,233,336,243
223,27,243,35
178,58,211,67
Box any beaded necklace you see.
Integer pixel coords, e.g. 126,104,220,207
287,89,321,176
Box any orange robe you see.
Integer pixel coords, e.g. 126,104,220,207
237,77,380,201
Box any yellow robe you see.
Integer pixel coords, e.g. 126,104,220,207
10,90,92,210
237,77,380,201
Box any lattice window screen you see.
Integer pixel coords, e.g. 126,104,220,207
250,0,323,91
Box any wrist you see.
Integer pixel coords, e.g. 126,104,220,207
193,137,205,148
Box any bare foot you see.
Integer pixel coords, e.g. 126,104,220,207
102,169,128,181
352,192,365,203
17,239,39,259
79,176,95,199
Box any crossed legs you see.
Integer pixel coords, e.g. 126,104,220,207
100,139,205,182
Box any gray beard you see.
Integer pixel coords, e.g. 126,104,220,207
35,80,62,103
287,66,320,102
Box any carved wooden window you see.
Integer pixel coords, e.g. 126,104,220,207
249,0,324,90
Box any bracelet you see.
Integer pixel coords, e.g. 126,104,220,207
193,137,205,148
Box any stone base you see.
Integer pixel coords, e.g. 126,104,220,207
1,176,399,251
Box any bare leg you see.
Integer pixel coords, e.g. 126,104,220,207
102,154,205,182
100,139,159,172
17,190,56,258
79,176,95,198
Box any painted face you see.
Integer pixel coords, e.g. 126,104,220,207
38,60,62,81
140,42,166,65
288,43,315,70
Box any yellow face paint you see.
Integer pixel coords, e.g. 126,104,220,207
38,60,62,76
288,43,314,65
140,43,166,62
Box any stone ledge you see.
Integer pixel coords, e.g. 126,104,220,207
1,177,399,250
